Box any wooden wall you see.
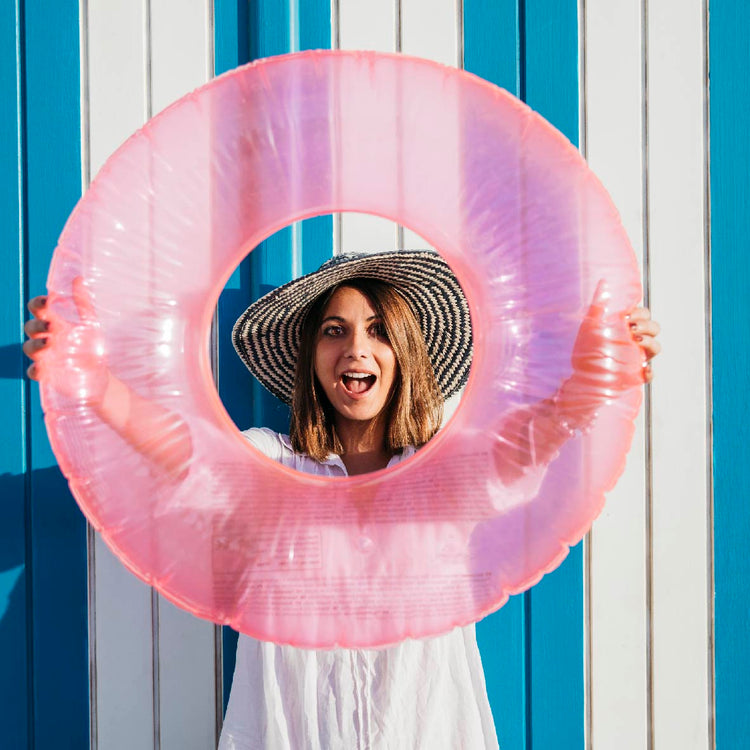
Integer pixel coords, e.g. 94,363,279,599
1,0,733,747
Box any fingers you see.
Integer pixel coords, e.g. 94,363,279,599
627,306,651,323
24,316,49,338
630,319,661,338
23,334,50,358
23,337,48,381
24,296,50,368
627,307,660,383
628,307,660,337
628,307,661,364
24,283,99,385
25,296,51,374
27,295,47,318
638,335,661,360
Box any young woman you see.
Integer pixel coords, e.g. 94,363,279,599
24,249,660,749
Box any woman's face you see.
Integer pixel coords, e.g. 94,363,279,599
313,286,398,424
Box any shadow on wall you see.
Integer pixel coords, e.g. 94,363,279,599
0,463,88,746
0,343,26,378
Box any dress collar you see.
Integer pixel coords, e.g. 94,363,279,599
321,445,417,475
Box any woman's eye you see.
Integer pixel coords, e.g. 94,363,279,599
322,325,343,337
370,323,388,339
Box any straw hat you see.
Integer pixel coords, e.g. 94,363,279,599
232,250,473,405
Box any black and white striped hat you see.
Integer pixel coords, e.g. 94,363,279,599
232,250,473,405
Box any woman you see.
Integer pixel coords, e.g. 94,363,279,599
24,249,660,748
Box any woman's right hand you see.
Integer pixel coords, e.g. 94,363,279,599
24,282,192,477
23,279,112,406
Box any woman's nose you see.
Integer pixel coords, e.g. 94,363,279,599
345,327,371,358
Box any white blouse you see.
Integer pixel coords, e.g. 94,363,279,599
218,428,500,750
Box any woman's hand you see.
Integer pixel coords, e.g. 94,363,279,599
557,283,661,426
493,287,662,483
24,280,192,479
23,279,111,405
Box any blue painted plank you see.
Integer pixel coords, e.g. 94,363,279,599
464,0,520,95
246,0,298,433
464,5,529,748
298,0,334,274
467,1,584,748
527,545,584,749
524,1,584,748
710,1,750,744
215,0,250,75
0,6,29,748
22,0,89,746
523,0,579,145
475,597,526,750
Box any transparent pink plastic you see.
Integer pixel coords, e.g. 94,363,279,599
41,51,643,648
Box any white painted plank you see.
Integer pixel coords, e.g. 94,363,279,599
88,0,147,176
584,1,650,747
337,0,399,252
400,0,459,251
93,539,155,750
401,0,458,66
86,2,156,748
647,0,711,747
151,0,211,115
337,213,396,253
158,599,218,750
338,0,395,52
149,1,217,747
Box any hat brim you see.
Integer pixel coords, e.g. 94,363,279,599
232,250,473,405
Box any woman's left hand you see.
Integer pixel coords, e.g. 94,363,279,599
556,289,662,429
493,299,662,481
627,307,661,383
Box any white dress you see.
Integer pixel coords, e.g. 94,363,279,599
218,428,500,750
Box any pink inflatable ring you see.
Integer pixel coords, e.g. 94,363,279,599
41,50,643,648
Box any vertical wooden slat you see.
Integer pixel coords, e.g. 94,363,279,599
584,1,650,747
710,0,749,746
0,2,30,747
149,2,216,748
464,0,519,96
213,0,253,711
214,0,254,455
151,0,210,116
23,0,89,747
400,0,459,251
86,3,155,748
401,0,458,66
215,0,332,718
245,0,295,434
338,0,395,52
523,1,585,747
88,1,149,176
468,1,587,746
337,0,399,252
463,4,526,749
298,0,335,274
466,0,529,724
648,0,711,747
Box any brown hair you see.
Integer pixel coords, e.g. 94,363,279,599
290,278,444,461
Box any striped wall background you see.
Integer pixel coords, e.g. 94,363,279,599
1,0,741,748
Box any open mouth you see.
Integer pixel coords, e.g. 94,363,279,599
341,372,377,395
